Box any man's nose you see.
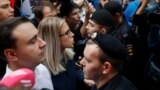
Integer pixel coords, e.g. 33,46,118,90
9,6,14,13
38,38,46,48
80,58,85,67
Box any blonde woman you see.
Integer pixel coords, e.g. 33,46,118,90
38,17,85,90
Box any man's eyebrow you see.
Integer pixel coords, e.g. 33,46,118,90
0,4,8,7
84,55,90,61
89,21,94,26
28,34,37,43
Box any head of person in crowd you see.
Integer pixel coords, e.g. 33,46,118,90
33,0,57,23
122,0,129,9
99,0,110,8
80,32,127,89
0,0,14,21
85,9,114,37
58,2,81,29
51,0,71,14
0,17,46,70
104,1,123,27
38,17,74,75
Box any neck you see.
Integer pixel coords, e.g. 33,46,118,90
61,47,65,53
95,72,118,89
8,63,35,71
67,21,80,30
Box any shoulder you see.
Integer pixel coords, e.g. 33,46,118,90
35,64,49,73
35,64,52,78
119,75,138,90
34,64,54,90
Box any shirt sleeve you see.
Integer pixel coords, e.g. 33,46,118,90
33,64,54,90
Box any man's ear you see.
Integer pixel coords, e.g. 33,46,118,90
102,61,112,74
4,49,17,62
101,27,107,34
115,12,120,17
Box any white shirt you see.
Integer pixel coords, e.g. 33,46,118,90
3,64,54,90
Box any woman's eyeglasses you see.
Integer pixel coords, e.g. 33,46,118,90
59,29,72,37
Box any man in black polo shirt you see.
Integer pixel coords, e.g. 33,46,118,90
80,32,137,90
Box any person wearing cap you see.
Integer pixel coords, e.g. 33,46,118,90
85,9,114,38
104,1,131,47
80,32,137,90
103,0,135,73
0,17,54,90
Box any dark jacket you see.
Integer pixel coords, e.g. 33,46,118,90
51,59,88,90
92,74,137,90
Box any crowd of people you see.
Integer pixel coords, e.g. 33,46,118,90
0,0,159,90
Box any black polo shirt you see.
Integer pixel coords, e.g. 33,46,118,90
92,74,137,90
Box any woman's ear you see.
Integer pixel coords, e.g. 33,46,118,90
4,49,18,62
102,61,112,74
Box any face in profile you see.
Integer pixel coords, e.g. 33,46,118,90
80,44,104,80
67,8,81,25
85,20,102,37
12,22,46,69
60,21,74,49
0,0,14,21
42,6,57,17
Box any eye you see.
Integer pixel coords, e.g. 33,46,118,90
89,22,94,27
0,4,9,9
29,36,38,44
85,57,92,63
30,38,37,44
66,30,71,35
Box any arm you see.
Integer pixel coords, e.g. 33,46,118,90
136,0,149,15
80,3,95,37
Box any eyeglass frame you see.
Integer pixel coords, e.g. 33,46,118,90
59,29,73,37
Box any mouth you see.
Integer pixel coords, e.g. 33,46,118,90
72,40,74,44
87,33,92,38
40,51,45,57
9,15,14,18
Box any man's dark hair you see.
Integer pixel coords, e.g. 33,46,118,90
33,1,55,21
58,2,80,17
0,17,30,59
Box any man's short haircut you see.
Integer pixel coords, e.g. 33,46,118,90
33,0,56,21
58,2,80,17
0,17,30,59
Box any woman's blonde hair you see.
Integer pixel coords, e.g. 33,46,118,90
38,17,74,75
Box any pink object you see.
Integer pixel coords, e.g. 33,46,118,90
0,68,35,88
